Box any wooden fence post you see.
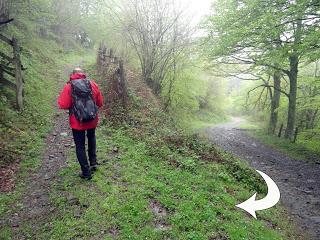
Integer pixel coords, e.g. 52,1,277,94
119,59,128,105
12,37,23,111
109,48,114,63
109,48,113,58
114,57,119,65
278,123,283,138
119,59,124,84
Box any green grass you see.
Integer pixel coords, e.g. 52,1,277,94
235,117,319,163
12,120,301,240
249,130,320,163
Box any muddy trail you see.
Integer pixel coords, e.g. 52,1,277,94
0,64,77,239
206,117,320,240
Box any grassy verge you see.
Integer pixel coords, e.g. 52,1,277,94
234,117,318,163
248,130,320,163
237,118,320,163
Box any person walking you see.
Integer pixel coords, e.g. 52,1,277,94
58,67,103,180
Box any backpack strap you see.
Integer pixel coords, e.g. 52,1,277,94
68,81,74,116
85,79,95,99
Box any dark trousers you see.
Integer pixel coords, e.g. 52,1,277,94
72,128,97,176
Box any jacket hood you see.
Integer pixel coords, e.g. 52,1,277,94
69,72,87,81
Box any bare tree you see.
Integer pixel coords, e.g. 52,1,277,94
108,0,192,96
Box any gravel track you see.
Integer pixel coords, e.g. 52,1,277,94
206,117,320,239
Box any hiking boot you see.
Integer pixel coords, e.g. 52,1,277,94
90,164,99,172
79,173,92,180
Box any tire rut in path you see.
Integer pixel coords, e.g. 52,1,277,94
206,117,320,240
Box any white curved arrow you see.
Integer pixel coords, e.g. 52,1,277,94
236,170,280,219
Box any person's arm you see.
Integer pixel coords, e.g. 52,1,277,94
57,84,72,109
91,81,103,108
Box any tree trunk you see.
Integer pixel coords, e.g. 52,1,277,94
284,54,298,139
284,19,302,140
268,71,281,134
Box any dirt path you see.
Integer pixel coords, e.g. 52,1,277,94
1,64,76,239
206,117,320,239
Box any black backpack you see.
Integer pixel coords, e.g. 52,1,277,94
70,79,98,123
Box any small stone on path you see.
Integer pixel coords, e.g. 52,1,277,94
12,223,19,228
60,132,68,137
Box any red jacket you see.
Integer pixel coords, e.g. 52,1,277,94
57,72,103,130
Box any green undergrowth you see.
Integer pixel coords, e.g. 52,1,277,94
21,104,302,239
236,117,319,163
249,130,320,164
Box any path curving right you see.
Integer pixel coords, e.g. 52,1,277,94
206,117,320,240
